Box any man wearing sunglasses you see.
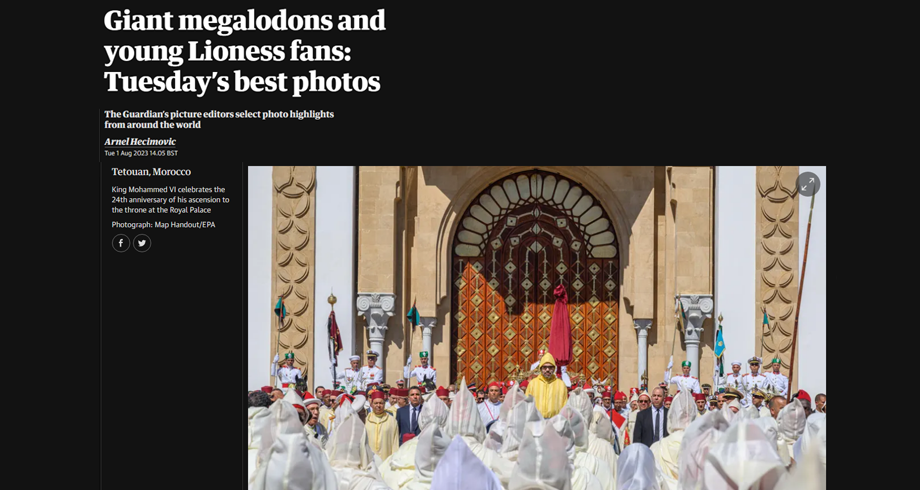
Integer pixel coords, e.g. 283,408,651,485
632,387,669,447
626,392,649,446
741,356,769,407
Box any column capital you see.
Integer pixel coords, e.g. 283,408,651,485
633,319,653,332
356,292,396,341
420,316,437,330
677,294,713,342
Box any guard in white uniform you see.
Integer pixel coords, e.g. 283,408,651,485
740,356,769,407
336,355,363,394
763,357,789,397
274,352,303,389
725,360,745,397
359,350,383,390
404,350,437,387
664,360,701,394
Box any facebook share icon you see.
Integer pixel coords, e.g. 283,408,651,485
112,234,130,253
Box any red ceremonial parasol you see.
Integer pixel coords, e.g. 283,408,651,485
548,284,572,370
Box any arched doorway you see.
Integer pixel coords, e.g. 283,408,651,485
451,170,620,390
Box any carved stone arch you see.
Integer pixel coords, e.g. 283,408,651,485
449,169,621,390
435,166,632,308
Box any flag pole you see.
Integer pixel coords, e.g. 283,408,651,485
272,294,283,387
787,191,816,402
713,313,721,392
671,296,680,357
668,195,679,379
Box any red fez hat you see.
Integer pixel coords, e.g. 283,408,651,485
292,404,305,411
796,389,811,402
665,396,674,402
436,386,450,397
602,392,612,399
502,387,507,395
370,391,387,401
260,386,273,394
693,393,705,401
366,382,380,387
488,381,502,389
401,433,416,444
520,380,530,389
614,392,627,401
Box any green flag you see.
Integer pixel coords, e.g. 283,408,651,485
274,297,286,322
407,299,420,326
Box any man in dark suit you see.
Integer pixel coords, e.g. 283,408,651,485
396,386,424,445
632,386,669,447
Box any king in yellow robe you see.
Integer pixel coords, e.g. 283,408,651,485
365,410,400,461
525,352,569,419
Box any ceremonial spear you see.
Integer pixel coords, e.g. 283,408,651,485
787,191,816,402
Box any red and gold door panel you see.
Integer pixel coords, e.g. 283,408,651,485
451,171,620,391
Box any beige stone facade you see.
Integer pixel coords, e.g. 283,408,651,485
267,165,805,393
755,166,799,375
349,166,716,391
270,166,316,380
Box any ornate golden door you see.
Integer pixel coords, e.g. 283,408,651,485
451,171,620,390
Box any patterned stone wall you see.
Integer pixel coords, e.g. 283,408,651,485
756,166,799,371
271,167,316,379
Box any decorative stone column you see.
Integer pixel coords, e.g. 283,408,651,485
634,319,653,388
356,293,396,375
678,294,713,378
420,316,437,363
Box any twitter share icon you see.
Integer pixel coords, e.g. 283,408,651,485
133,234,151,253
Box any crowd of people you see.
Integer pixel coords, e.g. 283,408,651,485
247,350,826,489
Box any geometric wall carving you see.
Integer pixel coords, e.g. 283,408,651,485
756,166,798,370
272,166,316,376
